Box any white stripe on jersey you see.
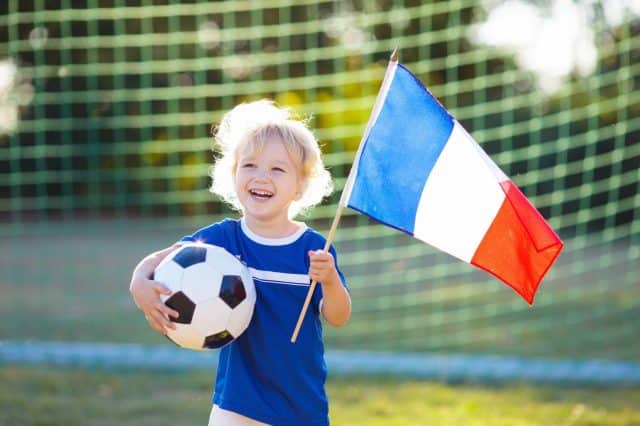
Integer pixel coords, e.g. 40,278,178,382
248,267,310,287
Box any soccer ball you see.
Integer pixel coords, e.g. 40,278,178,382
153,242,256,350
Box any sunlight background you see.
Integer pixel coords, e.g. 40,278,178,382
470,0,640,92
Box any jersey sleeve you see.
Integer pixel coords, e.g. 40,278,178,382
179,220,228,246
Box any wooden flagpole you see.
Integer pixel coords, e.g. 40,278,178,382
290,48,399,343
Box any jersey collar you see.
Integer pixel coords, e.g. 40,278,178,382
240,218,307,246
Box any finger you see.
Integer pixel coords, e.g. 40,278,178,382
150,309,175,332
145,314,167,334
309,268,325,277
145,315,165,334
157,302,180,319
309,258,329,268
309,270,328,280
308,250,324,259
311,261,330,269
308,267,321,276
152,283,173,295
155,308,177,330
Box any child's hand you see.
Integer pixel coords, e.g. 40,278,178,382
308,249,351,327
129,275,178,335
308,250,340,286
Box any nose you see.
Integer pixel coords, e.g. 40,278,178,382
253,167,269,181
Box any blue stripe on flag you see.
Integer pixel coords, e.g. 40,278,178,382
347,65,454,234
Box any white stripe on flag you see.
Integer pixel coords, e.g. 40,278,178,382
413,121,506,262
468,124,509,183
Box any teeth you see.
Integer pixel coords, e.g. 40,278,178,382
250,189,273,197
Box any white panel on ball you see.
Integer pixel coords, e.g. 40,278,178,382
181,263,223,303
154,256,185,296
168,323,208,351
191,297,233,336
205,245,241,274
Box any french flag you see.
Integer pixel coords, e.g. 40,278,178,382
341,57,564,304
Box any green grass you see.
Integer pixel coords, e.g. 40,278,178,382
1,365,639,426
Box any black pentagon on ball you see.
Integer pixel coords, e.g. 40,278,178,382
173,246,207,268
203,330,235,349
164,291,195,324
219,275,247,308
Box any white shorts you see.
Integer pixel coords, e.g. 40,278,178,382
208,405,270,426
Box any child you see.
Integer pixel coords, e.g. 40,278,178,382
129,99,352,426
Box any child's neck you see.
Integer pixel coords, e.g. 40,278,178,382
243,216,302,239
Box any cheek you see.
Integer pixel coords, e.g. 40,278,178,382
235,166,250,181
234,171,247,190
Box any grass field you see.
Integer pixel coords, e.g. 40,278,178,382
1,365,639,426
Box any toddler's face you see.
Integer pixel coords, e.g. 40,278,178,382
235,138,303,223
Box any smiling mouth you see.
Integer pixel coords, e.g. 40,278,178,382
249,189,273,199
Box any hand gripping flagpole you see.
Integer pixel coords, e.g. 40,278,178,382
290,48,399,343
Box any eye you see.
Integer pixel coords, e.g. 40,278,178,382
272,167,286,173
241,162,256,168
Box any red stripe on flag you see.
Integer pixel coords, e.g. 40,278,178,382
471,181,563,304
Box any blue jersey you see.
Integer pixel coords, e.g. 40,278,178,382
181,218,347,426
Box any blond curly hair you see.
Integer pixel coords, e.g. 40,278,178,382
210,99,333,218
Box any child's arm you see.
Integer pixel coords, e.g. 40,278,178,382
308,250,351,327
129,245,181,334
